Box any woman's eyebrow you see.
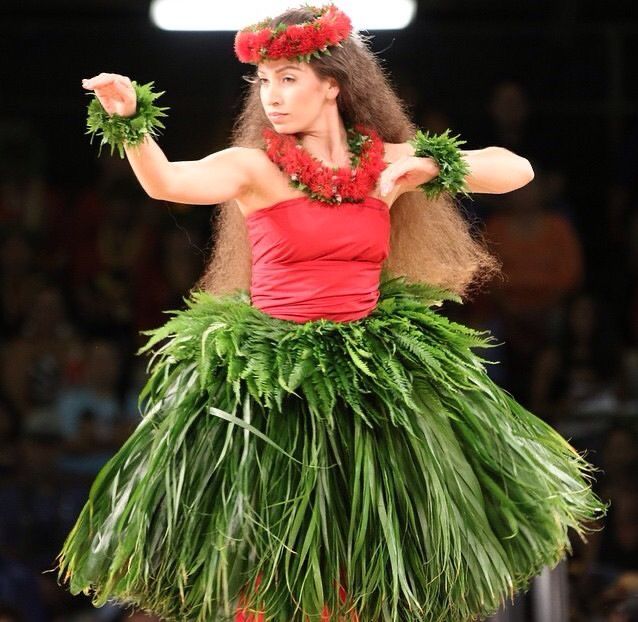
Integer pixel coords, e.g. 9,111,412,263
257,65,302,75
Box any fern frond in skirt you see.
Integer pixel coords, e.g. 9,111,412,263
54,272,608,622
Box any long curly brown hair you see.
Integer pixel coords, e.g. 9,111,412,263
195,7,500,300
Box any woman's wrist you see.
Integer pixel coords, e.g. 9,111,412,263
86,81,169,158
408,128,471,199
418,155,441,179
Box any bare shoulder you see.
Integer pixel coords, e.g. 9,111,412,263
232,148,302,216
226,146,276,191
233,146,282,179
237,146,270,161
226,146,271,171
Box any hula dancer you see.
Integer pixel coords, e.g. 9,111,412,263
55,4,607,621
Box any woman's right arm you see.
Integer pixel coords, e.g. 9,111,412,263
82,72,258,205
124,136,258,205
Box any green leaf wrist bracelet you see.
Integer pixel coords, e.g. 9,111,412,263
86,81,169,158
408,128,471,199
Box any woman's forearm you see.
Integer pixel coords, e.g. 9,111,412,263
124,134,174,199
462,146,534,194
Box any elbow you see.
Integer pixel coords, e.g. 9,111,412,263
146,188,165,201
507,153,535,192
522,157,535,184
483,147,535,193
138,167,175,201
145,182,170,201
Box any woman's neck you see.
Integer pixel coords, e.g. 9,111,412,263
297,108,350,167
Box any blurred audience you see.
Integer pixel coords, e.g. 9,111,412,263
475,80,559,171
1,283,83,420
597,426,638,499
132,224,206,339
530,291,620,422
71,175,160,340
0,603,25,622
0,71,635,622
481,172,584,404
55,338,126,476
0,121,63,243
0,230,47,339
0,555,46,622
603,582,638,622
0,393,21,479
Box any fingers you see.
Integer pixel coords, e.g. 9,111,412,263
82,72,114,90
378,164,393,195
379,178,394,196
379,158,408,195
81,72,136,117
81,72,131,91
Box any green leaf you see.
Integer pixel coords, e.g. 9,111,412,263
54,271,608,621
85,80,169,159
408,128,472,199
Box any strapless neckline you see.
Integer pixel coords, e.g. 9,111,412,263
245,195,389,220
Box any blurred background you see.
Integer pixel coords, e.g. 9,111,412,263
0,0,637,620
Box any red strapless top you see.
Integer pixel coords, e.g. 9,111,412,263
245,195,390,323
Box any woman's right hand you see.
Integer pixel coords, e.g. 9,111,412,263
82,73,136,117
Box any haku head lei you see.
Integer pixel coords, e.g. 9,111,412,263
234,4,352,64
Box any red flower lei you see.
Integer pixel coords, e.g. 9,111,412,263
235,4,352,64
263,124,387,205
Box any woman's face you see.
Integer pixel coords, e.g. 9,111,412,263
257,58,338,133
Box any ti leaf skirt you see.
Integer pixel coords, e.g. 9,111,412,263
54,273,607,622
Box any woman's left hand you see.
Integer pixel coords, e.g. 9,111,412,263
378,156,440,196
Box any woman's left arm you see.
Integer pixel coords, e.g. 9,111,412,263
380,143,535,198
460,147,535,194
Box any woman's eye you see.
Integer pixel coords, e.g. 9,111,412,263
258,77,294,84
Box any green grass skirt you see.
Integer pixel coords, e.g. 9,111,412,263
54,273,607,621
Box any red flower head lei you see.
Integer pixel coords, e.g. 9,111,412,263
263,124,387,205
234,4,352,64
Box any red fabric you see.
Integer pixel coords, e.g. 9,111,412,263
239,196,383,617
245,195,390,323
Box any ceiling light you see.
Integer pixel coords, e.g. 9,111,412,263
150,0,416,31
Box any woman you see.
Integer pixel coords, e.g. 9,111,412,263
55,5,607,622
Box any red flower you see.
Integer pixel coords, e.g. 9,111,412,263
267,36,288,59
262,125,387,204
234,28,273,63
234,4,352,63
282,24,306,55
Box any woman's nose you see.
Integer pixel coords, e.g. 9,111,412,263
264,85,281,105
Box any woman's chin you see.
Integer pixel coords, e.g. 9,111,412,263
269,120,306,134
273,127,300,135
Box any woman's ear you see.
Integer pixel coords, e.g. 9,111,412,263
326,77,340,100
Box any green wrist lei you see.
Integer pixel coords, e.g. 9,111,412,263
408,128,471,199
86,81,169,158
